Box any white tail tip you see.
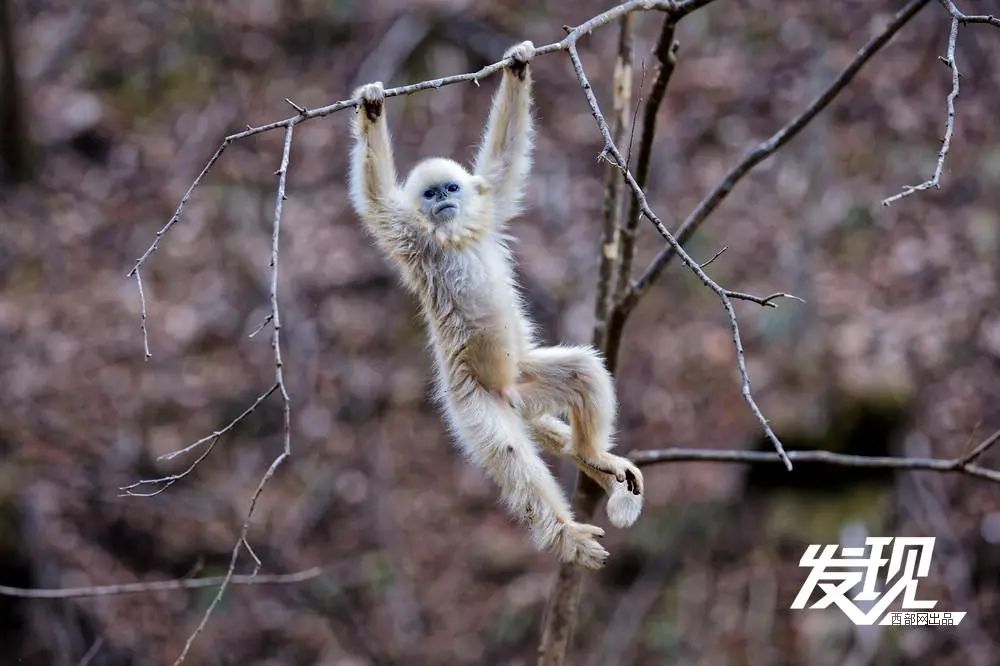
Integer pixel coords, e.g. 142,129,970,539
606,484,642,528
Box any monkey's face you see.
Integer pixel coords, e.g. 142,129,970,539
419,179,464,223
405,158,487,227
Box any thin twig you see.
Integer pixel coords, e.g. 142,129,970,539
569,43,795,470
940,0,1000,28
630,441,1000,485
76,637,103,666
724,290,807,308
248,313,274,338
119,383,279,496
284,97,307,114
881,16,960,206
171,122,295,666
623,0,931,312
134,268,151,360
957,428,1000,465
0,567,326,599
699,245,728,269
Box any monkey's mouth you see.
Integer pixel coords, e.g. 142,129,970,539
432,201,458,221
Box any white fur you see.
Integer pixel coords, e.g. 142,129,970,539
348,43,642,569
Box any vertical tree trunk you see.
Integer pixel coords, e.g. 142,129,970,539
538,16,636,666
0,0,33,182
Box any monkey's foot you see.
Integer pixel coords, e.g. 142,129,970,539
577,451,644,497
353,81,385,121
556,520,608,570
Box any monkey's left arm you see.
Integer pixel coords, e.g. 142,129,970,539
349,82,417,256
473,41,535,225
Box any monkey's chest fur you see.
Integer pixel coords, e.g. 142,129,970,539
407,236,527,397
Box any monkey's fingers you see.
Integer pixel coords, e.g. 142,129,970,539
505,40,535,64
503,41,535,79
353,82,386,120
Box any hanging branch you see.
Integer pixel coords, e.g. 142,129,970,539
169,123,295,666
568,41,796,469
621,0,931,314
881,14,960,206
631,429,1000,484
0,567,327,599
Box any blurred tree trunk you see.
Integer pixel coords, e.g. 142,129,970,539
0,0,33,183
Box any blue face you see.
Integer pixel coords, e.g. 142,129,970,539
421,181,462,223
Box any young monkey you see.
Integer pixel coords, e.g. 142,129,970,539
349,41,643,568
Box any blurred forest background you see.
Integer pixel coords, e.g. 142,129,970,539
1,0,999,664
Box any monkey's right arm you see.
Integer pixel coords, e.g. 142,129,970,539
349,82,414,253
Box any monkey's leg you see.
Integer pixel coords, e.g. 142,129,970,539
528,414,621,493
528,412,643,529
519,346,644,527
445,389,609,568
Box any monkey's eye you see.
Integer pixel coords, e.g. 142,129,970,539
423,189,435,199
446,183,460,193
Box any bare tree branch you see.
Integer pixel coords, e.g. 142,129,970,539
614,15,679,311
623,0,931,311
881,14,960,205
958,428,1000,465
76,636,103,666
134,267,151,361
124,1,715,347
170,123,295,666
569,42,795,469
630,428,1000,486
940,0,1000,28
0,567,327,599
539,2,932,664
593,15,634,352
120,384,279,497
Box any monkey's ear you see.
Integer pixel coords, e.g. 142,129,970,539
471,175,490,195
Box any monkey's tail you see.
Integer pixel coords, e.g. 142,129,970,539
576,462,643,528
605,483,643,528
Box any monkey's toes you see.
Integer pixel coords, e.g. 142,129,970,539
561,521,608,569
624,463,644,496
